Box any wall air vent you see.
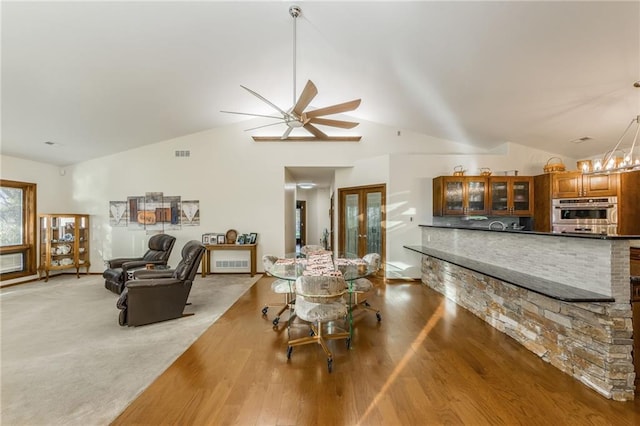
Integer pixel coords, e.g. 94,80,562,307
215,260,249,269
175,150,191,157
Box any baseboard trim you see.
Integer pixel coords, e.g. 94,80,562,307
384,277,421,284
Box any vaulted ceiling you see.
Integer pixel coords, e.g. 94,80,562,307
2,1,639,167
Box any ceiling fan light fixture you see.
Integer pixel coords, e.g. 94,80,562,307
221,5,361,142
297,182,316,189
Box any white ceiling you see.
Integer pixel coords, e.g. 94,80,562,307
2,1,639,175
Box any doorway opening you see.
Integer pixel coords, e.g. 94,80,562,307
296,200,306,252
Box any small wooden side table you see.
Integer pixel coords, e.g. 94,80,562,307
201,244,257,277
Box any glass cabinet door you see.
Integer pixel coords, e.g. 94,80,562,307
511,179,532,214
76,215,90,271
444,180,464,214
466,179,487,214
490,179,509,213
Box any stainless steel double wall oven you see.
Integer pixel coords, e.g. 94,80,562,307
551,196,618,235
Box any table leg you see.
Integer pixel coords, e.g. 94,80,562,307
250,246,256,277
202,249,210,278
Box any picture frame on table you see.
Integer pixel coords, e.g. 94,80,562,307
202,234,210,245
237,234,246,244
248,232,258,245
217,234,226,244
209,233,218,244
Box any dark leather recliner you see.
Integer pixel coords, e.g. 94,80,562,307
116,240,206,326
103,234,176,294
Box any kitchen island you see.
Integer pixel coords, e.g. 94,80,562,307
406,224,639,401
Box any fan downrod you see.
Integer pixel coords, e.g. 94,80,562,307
289,5,301,18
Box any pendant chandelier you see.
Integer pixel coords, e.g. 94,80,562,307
584,114,640,175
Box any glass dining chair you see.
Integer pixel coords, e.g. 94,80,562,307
286,275,351,373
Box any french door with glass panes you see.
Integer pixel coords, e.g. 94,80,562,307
338,184,385,268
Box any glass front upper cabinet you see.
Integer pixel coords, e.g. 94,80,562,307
489,177,533,216
435,177,488,215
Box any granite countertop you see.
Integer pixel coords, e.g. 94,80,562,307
404,245,615,302
419,224,640,240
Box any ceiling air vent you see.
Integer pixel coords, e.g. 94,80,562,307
175,150,190,157
570,137,592,144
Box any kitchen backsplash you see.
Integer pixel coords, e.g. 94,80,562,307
432,216,532,230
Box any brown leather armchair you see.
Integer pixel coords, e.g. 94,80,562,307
103,234,176,294
116,240,205,326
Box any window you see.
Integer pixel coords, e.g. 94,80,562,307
0,180,37,281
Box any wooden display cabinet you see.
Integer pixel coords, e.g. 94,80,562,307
38,214,90,282
488,176,533,216
552,172,619,198
433,176,489,216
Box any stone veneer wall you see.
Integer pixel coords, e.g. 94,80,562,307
421,256,635,401
422,227,632,297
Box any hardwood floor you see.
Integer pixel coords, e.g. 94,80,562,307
112,276,639,425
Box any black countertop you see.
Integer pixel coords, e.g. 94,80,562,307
419,224,640,240
404,245,615,302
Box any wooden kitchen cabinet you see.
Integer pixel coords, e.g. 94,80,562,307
619,171,640,235
552,172,619,198
488,176,533,216
534,170,640,234
631,247,640,276
38,214,90,282
433,176,489,216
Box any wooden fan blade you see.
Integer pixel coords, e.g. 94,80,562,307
281,127,294,139
240,85,289,116
305,99,361,118
292,80,318,116
309,117,359,129
303,123,328,139
220,110,284,120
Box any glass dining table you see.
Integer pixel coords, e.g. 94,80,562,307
267,252,377,283
267,251,378,335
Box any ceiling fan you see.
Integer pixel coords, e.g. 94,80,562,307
221,5,362,142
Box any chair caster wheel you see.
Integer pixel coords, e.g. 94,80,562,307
273,317,280,326
309,328,315,337
287,346,293,359
327,357,333,373
346,338,351,349
261,307,268,316
364,301,371,307
376,312,382,322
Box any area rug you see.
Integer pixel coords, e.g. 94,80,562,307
0,272,261,426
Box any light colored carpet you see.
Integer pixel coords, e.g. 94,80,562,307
0,272,261,426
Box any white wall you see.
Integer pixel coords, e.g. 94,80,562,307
2,118,575,281
1,155,72,213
